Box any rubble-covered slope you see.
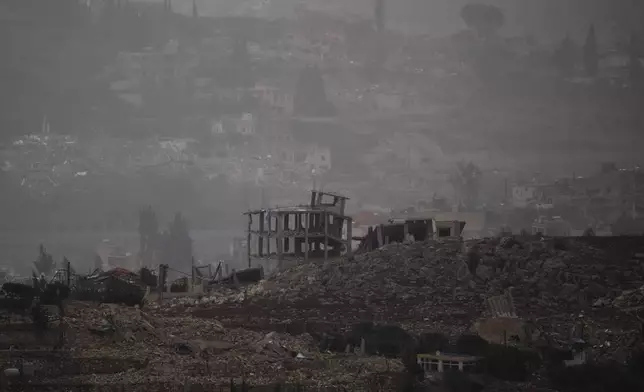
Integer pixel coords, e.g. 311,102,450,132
4,302,398,391
188,237,644,359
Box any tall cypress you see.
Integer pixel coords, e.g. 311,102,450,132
555,34,575,76
629,33,642,87
583,24,599,77
374,0,385,75
374,0,384,33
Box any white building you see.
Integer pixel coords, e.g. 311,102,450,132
512,185,538,208
304,145,331,173
252,83,294,115
211,113,257,136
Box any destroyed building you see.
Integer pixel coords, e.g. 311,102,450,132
358,217,466,252
244,190,353,275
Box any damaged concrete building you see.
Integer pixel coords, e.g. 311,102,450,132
357,217,466,252
244,190,353,275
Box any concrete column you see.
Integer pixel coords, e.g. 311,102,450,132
258,211,265,257
346,217,353,257
304,212,309,263
323,212,329,260
247,214,252,268
277,213,284,267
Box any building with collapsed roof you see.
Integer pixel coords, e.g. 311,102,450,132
244,190,353,275
357,217,467,252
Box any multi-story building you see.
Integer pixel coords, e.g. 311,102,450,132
244,190,353,275
252,82,294,115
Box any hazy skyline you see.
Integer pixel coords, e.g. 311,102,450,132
156,0,642,41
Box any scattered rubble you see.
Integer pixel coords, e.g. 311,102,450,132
6,236,644,390
181,237,644,360
12,302,399,389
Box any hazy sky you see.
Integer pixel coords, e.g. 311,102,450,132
156,0,641,41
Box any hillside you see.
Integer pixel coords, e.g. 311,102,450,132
180,236,644,362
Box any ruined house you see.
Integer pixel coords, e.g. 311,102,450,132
245,190,353,275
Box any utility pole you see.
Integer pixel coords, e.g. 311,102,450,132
191,256,195,291
158,264,168,303
66,259,71,288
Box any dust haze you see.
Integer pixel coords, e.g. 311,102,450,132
1,0,643,274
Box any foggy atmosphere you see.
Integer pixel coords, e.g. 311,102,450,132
2,0,644,390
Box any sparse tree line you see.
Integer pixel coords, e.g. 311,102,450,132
459,3,643,85
21,206,193,277
138,206,193,273
554,25,643,83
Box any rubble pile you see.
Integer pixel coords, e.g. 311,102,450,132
40,302,397,389
185,237,644,356
613,285,644,311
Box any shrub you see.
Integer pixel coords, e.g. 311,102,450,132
417,332,449,353
483,344,536,381
444,371,483,392
552,238,569,251
549,361,644,392
627,348,644,377
456,334,489,357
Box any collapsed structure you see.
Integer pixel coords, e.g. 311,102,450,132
244,190,353,274
358,217,466,252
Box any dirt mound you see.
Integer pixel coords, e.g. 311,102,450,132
260,239,466,305
251,237,644,314
229,237,644,352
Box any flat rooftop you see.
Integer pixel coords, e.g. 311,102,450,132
245,206,351,218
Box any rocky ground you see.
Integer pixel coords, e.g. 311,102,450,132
177,237,644,360
3,236,644,391
2,301,405,391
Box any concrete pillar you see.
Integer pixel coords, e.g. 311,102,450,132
277,213,284,267
304,212,309,263
247,214,252,268
284,214,291,253
323,212,329,260
258,211,265,257
346,218,353,257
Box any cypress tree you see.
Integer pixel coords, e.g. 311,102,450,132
374,0,384,33
293,66,334,117
556,34,576,76
629,33,642,87
583,24,599,77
